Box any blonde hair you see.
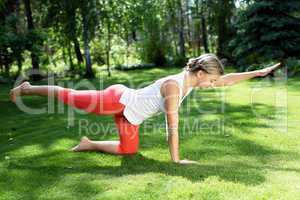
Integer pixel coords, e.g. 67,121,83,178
184,54,224,75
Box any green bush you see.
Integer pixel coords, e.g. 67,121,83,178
286,57,300,76
230,0,300,69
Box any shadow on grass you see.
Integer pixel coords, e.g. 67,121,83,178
0,99,279,154
1,73,299,197
4,148,300,191
0,87,289,147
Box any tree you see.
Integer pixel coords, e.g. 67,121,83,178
44,0,84,71
24,0,44,81
0,0,27,78
178,0,186,59
0,0,16,77
231,0,300,67
200,0,209,53
216,0,235,58
136,0,168,66
192,0,210,54
78,0,98,78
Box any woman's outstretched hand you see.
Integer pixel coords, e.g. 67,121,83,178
175,159,200,165
256,62,282,77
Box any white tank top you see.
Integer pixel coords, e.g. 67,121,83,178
119,70,193,125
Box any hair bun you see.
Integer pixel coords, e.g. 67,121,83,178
186,58,198,71
184,53,224,75
220,58,227,66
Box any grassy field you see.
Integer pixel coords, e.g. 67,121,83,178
0,68,300,200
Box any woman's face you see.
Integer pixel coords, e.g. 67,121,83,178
195,70,220,89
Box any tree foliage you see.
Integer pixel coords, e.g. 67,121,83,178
0,0,299,78
230,0,300,67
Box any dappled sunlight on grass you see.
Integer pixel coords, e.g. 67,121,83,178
1,68,300,199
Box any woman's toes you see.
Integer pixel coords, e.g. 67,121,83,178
71,145,80,152
9,81,31,103
22,81,31,89
71,137,91,152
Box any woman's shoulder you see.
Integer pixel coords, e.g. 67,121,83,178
156,71,184,85
160,79,181,97
160,79,181,89
157,71,185,95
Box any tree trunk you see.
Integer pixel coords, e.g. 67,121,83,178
178,0,185,59
166,0,179,57
125,29,130,67
62,46,67,65
15,0,22,79
81,10,94,78
185,0,191,53
68,42,74,71
73,38,83,65
217,0,228,57
201,16,209,53
194,0,201,56
24,0,42,81
201,0,209,53
131,29,137,41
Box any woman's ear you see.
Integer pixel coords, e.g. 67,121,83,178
196,70,205,79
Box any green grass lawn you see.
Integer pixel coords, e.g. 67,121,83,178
0,68,300,200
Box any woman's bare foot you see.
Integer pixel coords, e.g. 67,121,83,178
9,81,31,103
71,136,92,152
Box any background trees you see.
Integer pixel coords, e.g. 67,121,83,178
231,0,300,69
0,0,299,80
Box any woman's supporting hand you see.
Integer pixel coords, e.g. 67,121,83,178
255,62,282,77
174,159,200,165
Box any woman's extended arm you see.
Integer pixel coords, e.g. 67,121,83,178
214,63,281,87
161,80,199,165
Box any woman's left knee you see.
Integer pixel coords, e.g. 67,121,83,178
117,145,139,155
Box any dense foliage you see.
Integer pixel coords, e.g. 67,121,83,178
0,0,299,79
230,0,300,69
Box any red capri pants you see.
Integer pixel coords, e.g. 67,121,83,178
57,84,139,154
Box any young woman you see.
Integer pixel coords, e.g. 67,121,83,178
9,54,281,165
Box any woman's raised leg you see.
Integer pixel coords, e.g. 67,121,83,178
10,82,138,155
10,81,65,102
